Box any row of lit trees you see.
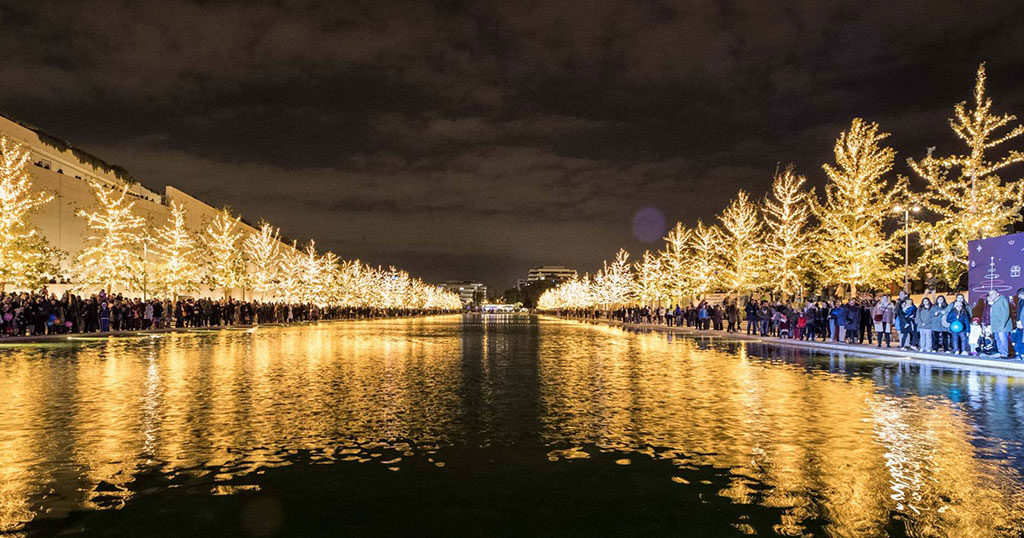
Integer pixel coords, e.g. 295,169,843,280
539,64,1024,310
0,139,462,309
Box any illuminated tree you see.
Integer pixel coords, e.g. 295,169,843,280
633,250,665,306
593,249,633,308
689,220,722,300
0,136,59,291
762,165,814,298
75,182,147,293
811,118,905,296
203,208,246,298
244,221,282,299
152,201,200,298
718,190,762,294
276,241,303,303
658,222,691,304
910,64,1024,286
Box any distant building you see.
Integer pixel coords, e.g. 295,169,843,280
442,281,488,305
526,266,577,284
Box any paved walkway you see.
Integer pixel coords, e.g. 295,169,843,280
552,315,1024,373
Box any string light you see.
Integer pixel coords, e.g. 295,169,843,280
243,221,281,300
718,190,762,294
811,118,906,297
762,165,814,299
75,182,147,293
204,208,246,298
910,63,1024,286
152,201,200,299
0,136,59,291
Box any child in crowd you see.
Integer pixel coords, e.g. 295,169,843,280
794,312,806,340
977,327,999,356
968,318,982,356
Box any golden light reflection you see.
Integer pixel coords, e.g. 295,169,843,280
537,319,1024,536
0,315,1022,535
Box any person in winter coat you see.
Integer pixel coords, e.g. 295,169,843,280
916,297,934,352
988,289,1013,358
969,317,983,355
830,303,846,342
933,295,952,352
758,302,771,336
745,300,758,335
899,298,917,349
946,298,972,355
843,299,861,344
872,295,896,348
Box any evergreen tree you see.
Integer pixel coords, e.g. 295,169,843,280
762,165,814,299
812,118,905,296
910,64,1024,286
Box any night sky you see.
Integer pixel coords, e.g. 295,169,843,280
2,1,1024,291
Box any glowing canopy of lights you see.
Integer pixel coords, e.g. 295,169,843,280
0,136,59,291
538,65,1024,310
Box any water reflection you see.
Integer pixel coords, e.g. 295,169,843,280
0,315,1022,535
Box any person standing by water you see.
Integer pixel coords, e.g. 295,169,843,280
99,301,110,332
872,295,895,348
947,297,972,355
988,289,1013,358
899,298,917,349
916,297,934,352
933,295,952,352
745,299,758,335
843,299,860,344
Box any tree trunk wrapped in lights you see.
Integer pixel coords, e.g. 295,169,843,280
0,137,60,291
811,118,905,297
243,221,282,300
910,64,1024,286
762,165,815,299
75,182,147,294
718,190,763,295
203,208,246,298
153,201,200,299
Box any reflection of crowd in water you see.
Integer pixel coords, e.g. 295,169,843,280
567,288,1024,360
1,288,455,337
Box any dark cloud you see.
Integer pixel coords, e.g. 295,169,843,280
2,0,1024,290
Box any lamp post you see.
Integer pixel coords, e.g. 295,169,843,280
894,204,920,294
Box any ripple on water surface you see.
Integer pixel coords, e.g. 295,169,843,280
0,314,1023,536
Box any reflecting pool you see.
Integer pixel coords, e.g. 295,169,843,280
2,315,1024,536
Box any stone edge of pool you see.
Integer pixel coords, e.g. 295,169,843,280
548,315,1024,374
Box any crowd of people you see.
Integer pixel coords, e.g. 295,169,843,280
0,288,456,338
568,288,1024,360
